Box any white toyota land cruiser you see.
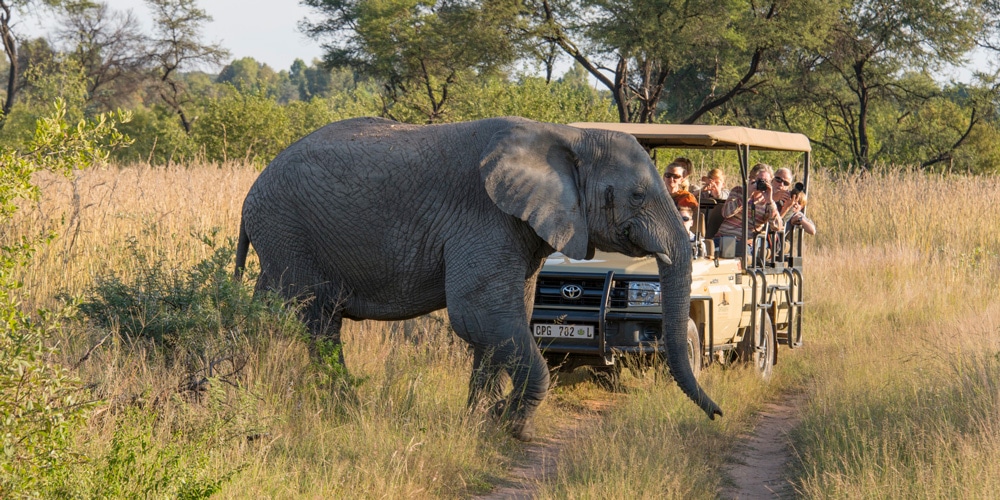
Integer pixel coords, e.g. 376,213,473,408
531,123,811,383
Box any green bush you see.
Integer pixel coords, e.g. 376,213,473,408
191,89,292,165
76,232,271,355
111,105,197,166
450,76,618,123
0,99,130,496
81,407,244,499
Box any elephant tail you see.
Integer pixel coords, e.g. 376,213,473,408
234,219,250,281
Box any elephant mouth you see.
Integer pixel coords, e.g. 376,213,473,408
615,222,650,257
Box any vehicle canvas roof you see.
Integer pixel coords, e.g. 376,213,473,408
568,122,811,153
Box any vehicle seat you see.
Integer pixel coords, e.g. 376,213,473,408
705,203,726,239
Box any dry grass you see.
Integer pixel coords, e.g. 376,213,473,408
13,163,1000,497
538,168,1000,498
790,169,1000,498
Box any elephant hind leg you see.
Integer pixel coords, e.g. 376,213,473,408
257,266,349,363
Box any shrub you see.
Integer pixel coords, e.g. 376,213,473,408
0,99,130,495
75,231,271,356
191,90,292,165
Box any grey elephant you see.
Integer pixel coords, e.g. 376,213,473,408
234,117,722,440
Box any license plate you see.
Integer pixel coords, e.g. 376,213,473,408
532,323,594,339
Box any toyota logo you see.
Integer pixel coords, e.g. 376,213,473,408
560,284,584,300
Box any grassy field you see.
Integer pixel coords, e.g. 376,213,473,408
11,163,1000,497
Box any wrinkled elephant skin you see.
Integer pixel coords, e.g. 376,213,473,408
234,117,720,439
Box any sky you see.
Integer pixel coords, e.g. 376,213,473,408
23,0,327,72
17,0,992,83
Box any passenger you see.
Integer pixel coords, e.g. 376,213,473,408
771,168,794,208
697,168,729,201
712,163,784,255
678,206,696,241
663,160,698,212
781,192,816,236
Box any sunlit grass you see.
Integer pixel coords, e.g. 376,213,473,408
13,163,1000,497
790,169,1000,498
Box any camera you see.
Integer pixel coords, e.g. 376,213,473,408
790,182,805,196
754,179,768,191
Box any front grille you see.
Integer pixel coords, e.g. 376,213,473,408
609,281,630,308
535,274,607,307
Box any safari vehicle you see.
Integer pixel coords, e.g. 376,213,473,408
531,123,810,381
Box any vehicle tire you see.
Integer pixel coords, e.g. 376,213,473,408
686,319,703,380
737,308,775,379
590,365,623,392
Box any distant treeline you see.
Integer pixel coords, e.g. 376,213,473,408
1,0,999,172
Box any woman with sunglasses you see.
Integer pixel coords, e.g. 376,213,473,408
663,159,698,212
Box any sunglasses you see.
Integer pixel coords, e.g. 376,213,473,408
664,173,683,180
773,177,791,186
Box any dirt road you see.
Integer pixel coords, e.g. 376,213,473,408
480,394,804,499
721,393,806,499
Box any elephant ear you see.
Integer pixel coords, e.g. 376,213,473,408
480,122,590,259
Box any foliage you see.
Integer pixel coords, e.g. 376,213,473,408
145,0,230,133
450,75,616,123
302,0,527,122
79,405,245,499
289,57,358,100
793,0,985,168
55,0,151,113
110,104,197,165
191,89,291,164
216,57,298,103
0,56,90,150
0,98,130,496
535,0,840,123
75,231,271,355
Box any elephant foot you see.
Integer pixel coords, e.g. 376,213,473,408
490,399,536,442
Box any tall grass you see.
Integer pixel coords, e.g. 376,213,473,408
13,164,1000,497
539,167,1000,498
791,168,1000,498
14,164,525,497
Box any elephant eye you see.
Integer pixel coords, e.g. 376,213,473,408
630,190,645,205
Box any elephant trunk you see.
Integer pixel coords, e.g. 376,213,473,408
657,250,723,419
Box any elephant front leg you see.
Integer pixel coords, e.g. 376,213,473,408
467,345,506,414
446,273,549,441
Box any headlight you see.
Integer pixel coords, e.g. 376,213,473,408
627,281,661,306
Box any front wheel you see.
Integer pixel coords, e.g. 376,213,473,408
590,364,623,392
737,308,775,379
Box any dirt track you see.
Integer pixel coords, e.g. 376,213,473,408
480,394,805,499
721,393,805,499
477,399,610,499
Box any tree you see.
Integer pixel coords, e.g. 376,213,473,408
533,0,838,123
0,1,65,128
798,0,985,169
301,0,526,122
217,56,299,103
289,57,355,101
54,1,150,112
145,0,228,133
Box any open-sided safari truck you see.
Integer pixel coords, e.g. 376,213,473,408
531,123,811,381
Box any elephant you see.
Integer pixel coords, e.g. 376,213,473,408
234,116,722,440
